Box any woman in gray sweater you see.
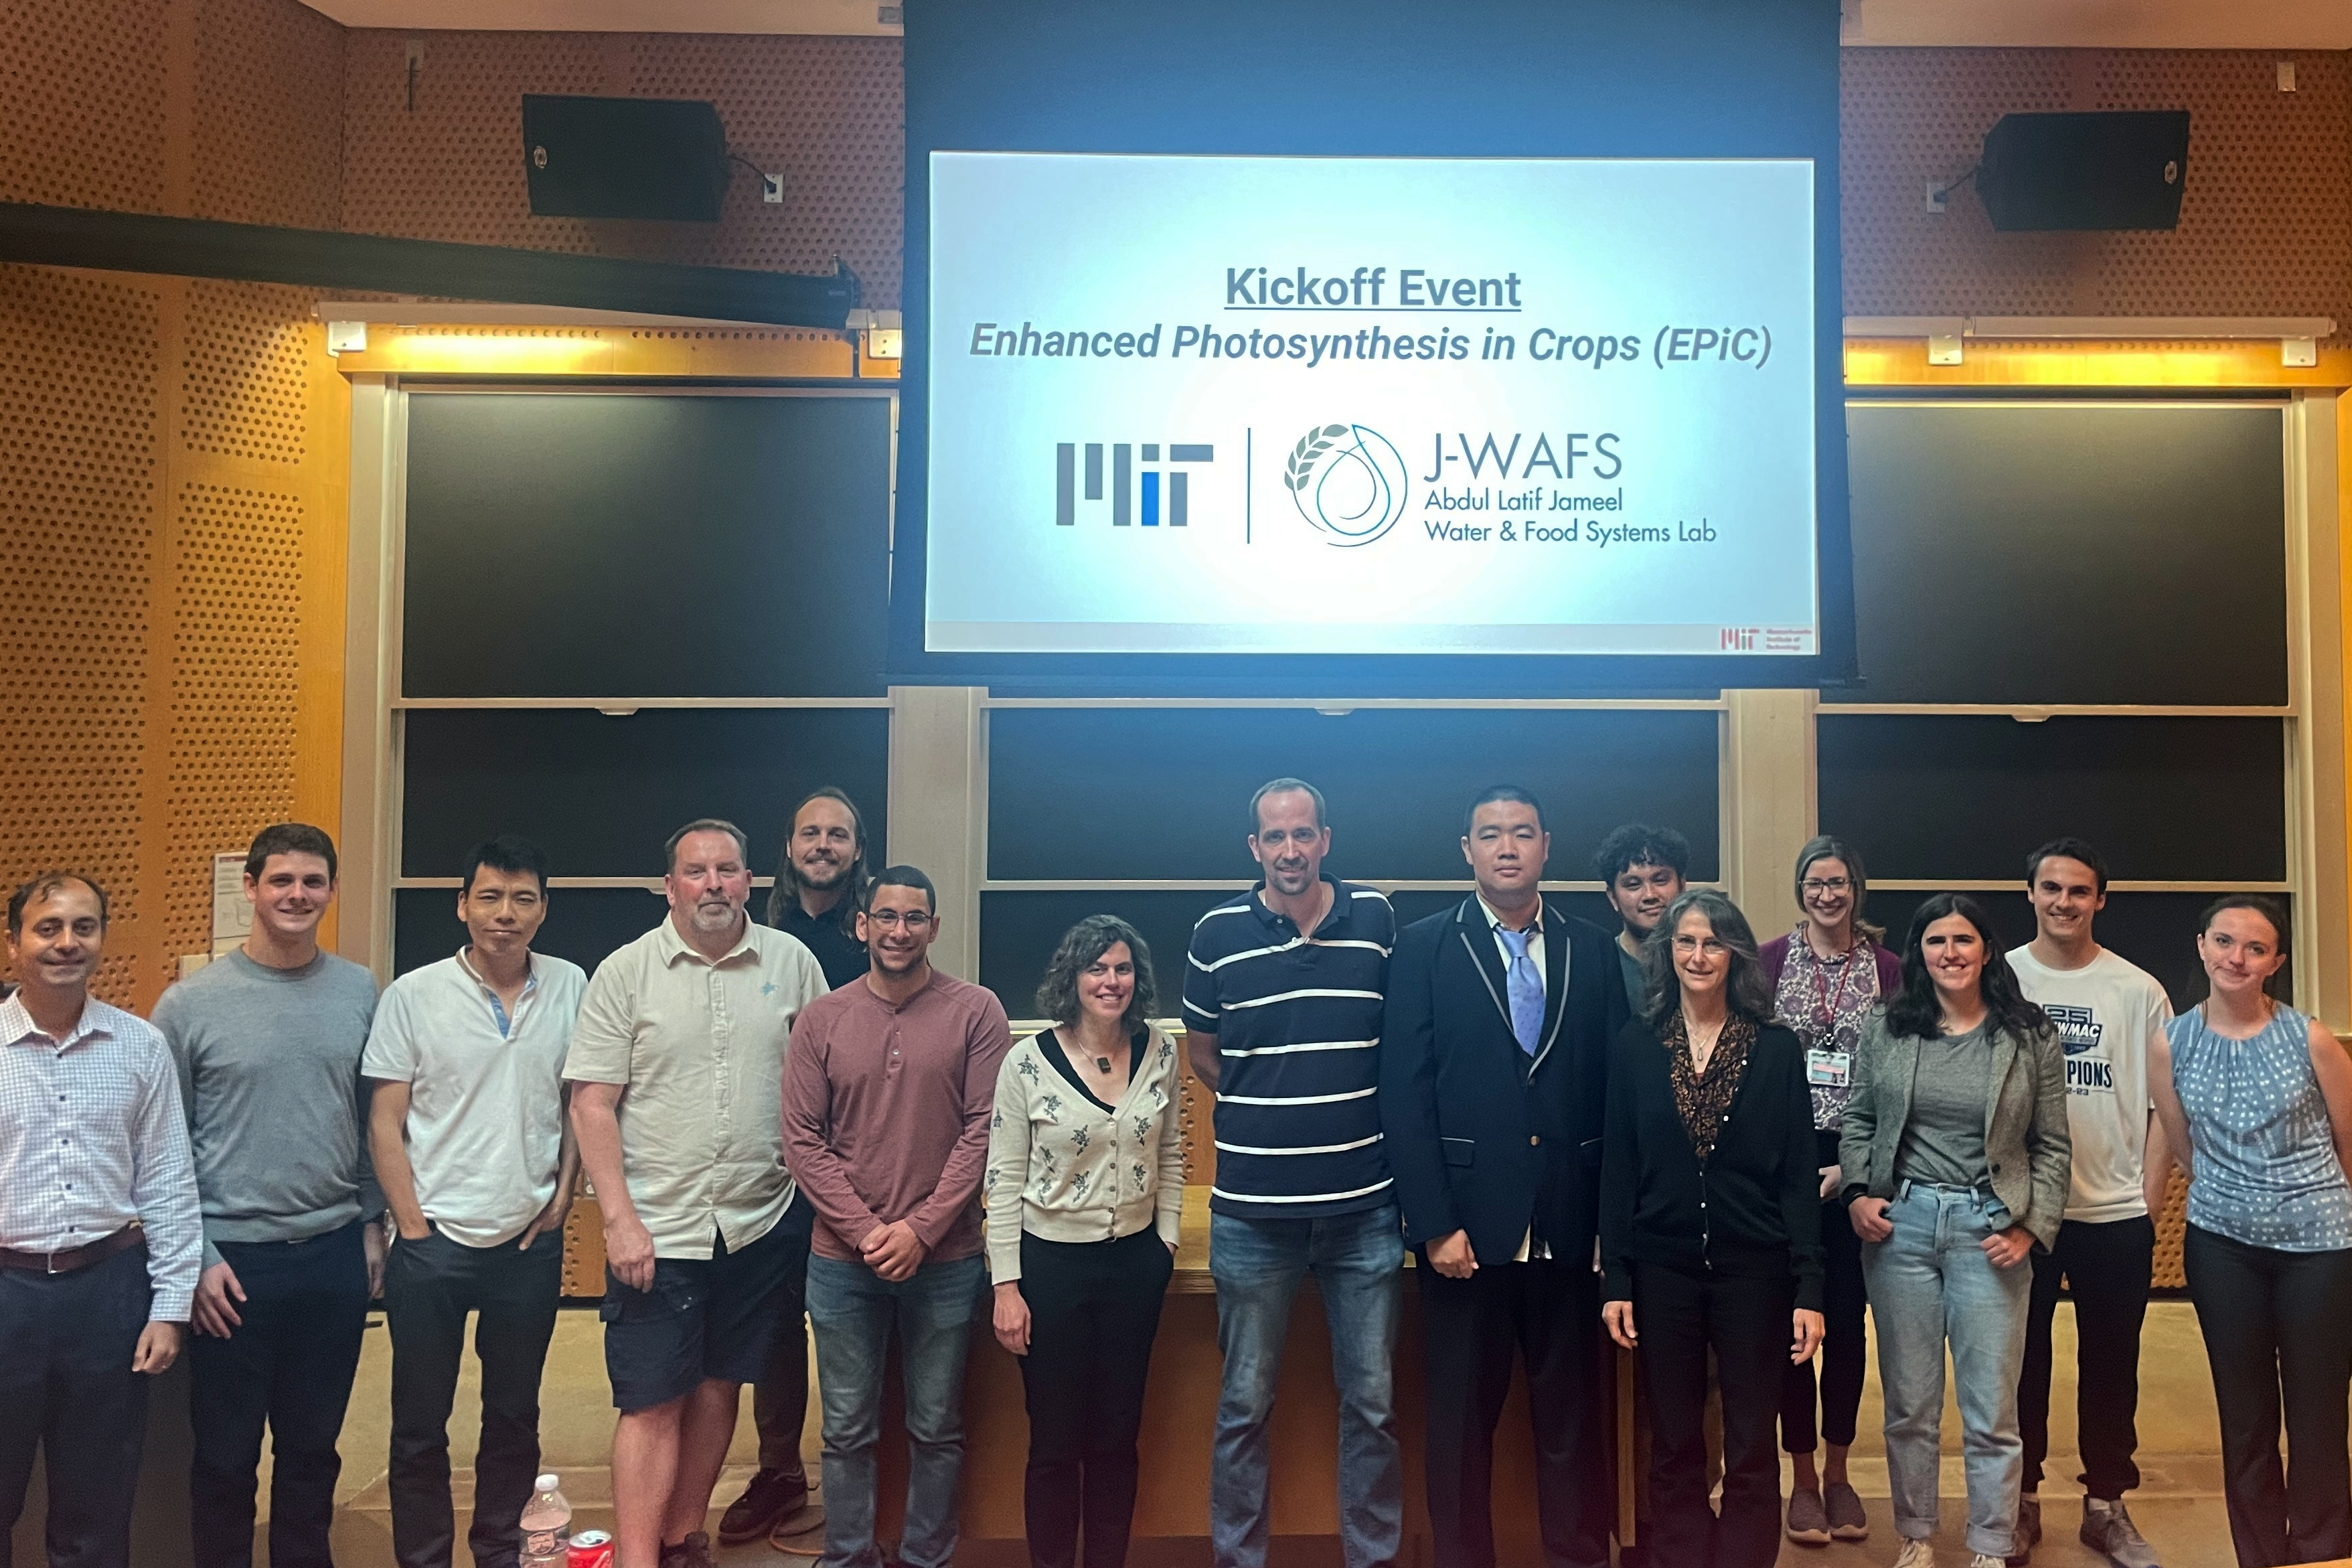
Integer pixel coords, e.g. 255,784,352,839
1840,893,2070,1568
986,915,1186,1568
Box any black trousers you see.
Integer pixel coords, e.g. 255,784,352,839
189,1219,370,1568
1015,1228,1172,1568
1780,1196,1867,1454
0,1245,155,1568
750,1193,816,1483
2184,1224,2352,1567
1633,1261,1790,1568
384,1225,562,1568
1418,1255,1610,1568
2019,1214,2152,1500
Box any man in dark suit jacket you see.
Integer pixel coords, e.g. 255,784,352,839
1381,785,1631,1568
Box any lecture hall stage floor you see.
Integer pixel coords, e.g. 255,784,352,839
297,1300,2260,1567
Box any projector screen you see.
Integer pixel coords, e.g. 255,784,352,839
924,151,1818,658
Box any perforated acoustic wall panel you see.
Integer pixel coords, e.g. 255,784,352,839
0,0,170,214
340,29,607,252
0,266,162,1005
327,38,2347,334
191,0,347,228
0,0,348,1011
1841,49,2352,337
182,280,319,465
340,29,907,305
164,483,304,961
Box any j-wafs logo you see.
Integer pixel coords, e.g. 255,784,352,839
1285,422,1409,547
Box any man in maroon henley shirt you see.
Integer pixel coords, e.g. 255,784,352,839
781,864,1012,1568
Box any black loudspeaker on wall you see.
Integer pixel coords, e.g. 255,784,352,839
523,95,730,222
1976,110,2191,232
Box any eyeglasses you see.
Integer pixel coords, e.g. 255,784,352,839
1800,878,1852,895
864,909,934,931
1670,935,1728,956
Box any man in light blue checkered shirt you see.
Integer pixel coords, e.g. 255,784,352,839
0,871,202,1568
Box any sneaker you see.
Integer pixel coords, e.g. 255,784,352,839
659,1531,716,1568
1974,1557,2009,1568
1826,1480,1870,1541
1786,1487,1831,1545
2082,1497,2162,1568
718,1468,809,1546
1893,1539,1937,1568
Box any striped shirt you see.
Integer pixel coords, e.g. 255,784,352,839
0,994,204,1321
1183,877,1395,1219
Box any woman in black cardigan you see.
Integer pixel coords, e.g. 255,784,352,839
1603,887,1826,1568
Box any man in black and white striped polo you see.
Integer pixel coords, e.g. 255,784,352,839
1184,777,1402,1568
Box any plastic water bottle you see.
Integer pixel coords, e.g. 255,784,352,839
520,1472,570,1566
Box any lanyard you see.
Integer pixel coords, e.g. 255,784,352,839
1809,940,1861,1028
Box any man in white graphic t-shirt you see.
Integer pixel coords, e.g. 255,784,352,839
2005,838,2171,1568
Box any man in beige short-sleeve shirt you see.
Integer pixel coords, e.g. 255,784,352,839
565,817,826,1568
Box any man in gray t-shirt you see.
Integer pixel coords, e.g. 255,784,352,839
155,823,380,1568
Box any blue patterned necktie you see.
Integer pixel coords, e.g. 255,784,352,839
1497,925,1543,1056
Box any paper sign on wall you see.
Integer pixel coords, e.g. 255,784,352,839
211,852,250,955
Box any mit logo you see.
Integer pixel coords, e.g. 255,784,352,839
1055,443,1214,527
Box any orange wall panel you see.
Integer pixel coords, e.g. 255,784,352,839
0,0,349,1010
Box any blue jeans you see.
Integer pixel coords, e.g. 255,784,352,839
1210,1204,1404,1568
1861,1182,2033,1559
804,1252,985,1568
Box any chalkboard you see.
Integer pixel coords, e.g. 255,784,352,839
1816,713,2284,883
400,707,889,879
987,707,1720,882
1838,400,2286,705
402,390,895,698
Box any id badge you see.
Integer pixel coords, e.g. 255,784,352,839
1806,1048,1851,1088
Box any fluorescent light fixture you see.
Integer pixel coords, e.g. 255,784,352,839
312,301,793,329
1845,314,2335,366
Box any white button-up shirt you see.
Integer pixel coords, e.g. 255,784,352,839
563,916,828,1259
363,949,586,1247
0,994,204,1319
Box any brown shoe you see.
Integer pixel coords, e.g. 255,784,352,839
718,1468,809,1546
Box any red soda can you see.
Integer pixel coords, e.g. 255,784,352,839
567,1531,615,1568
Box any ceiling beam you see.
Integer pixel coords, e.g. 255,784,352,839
0,202,861,328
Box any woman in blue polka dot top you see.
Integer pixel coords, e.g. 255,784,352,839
2150,894,2352,1568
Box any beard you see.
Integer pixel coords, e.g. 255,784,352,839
794,854,854,893
688,898,740,933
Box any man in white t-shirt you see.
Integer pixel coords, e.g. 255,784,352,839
2005,838,2171,1568
364,836,586,1568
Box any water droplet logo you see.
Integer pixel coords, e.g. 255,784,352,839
1283,422,1409,547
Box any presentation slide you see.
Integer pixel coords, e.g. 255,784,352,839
925,152,1818,657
